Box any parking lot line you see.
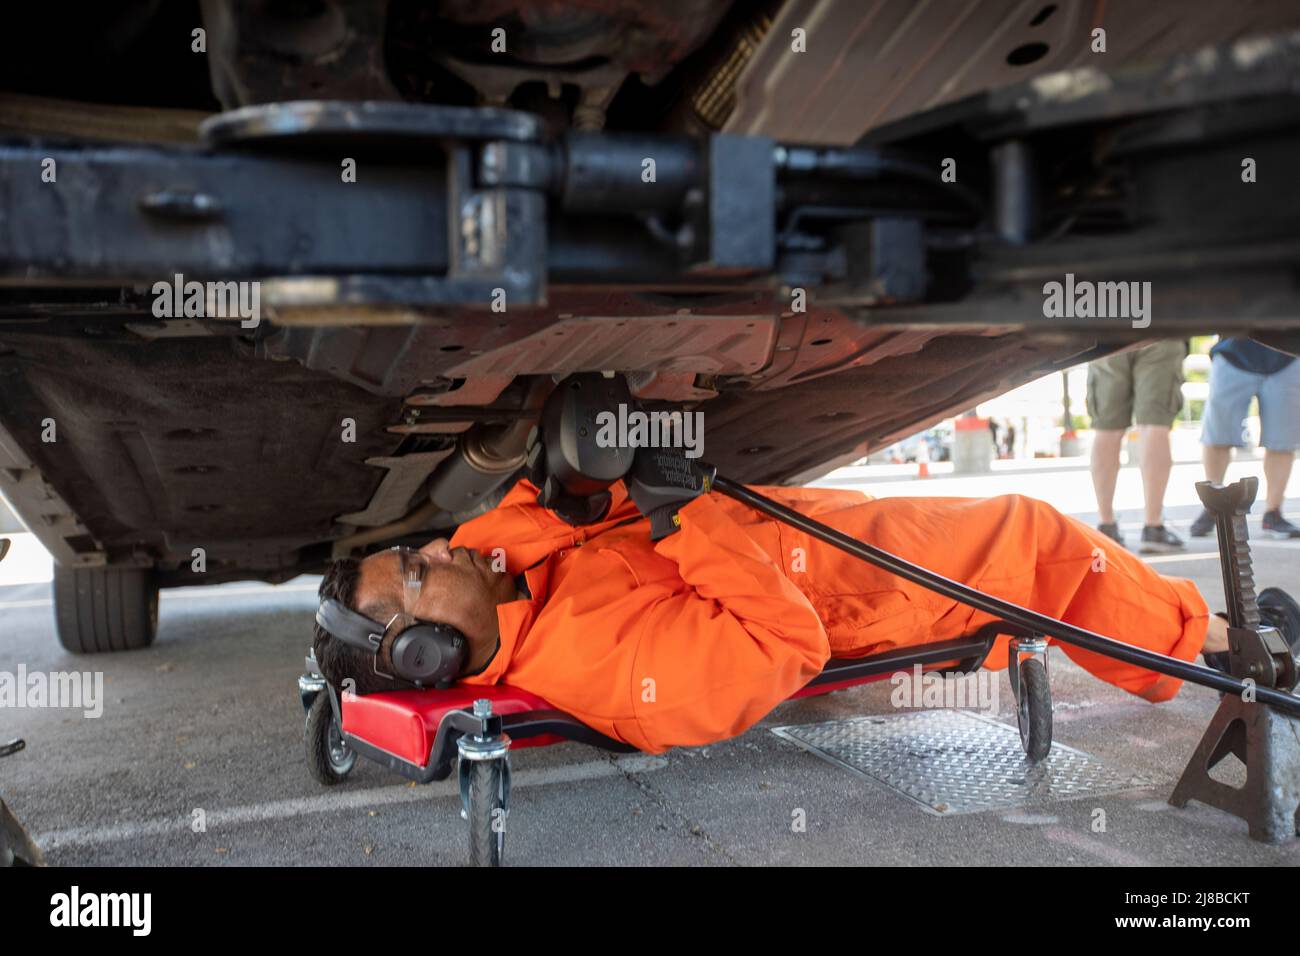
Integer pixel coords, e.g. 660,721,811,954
0,582,320,610
34,754,668,850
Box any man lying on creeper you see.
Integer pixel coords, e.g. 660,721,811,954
312,449,1300,754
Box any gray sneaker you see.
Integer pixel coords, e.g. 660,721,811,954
1262,510,1300,539
1189,509,1215,538
1139,524,1185,554
1097,522,1125,548
1259,587,1300,656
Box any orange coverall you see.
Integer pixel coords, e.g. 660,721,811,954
450,478,1209,754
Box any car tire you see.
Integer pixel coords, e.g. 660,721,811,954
52,565,159,654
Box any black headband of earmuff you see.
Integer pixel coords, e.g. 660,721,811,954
315,598,468,689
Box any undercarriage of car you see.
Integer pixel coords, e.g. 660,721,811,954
2,1,1300,654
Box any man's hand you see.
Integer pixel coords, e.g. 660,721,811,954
625,447,716,540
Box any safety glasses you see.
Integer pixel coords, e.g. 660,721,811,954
355,546,431,685
390,546,429,615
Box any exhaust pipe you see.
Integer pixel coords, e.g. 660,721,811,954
426,377,554,518
331,378,553,558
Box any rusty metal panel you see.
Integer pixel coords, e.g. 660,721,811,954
726,0,1300,144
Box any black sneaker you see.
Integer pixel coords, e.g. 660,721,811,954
1139,524,1185,554
1262,510,1300,539
1203,590,1300,676
1189,509,1216,538
1097,522,1125,548
1258,587,1300,658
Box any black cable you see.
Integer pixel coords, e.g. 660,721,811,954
712,475,1300,718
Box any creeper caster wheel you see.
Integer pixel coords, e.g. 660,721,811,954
458,699,512,867
305,693,356,785
1008,636,1053,763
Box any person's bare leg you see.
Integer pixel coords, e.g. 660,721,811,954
1091,429,1124,525
1136,425,1173,526
1263,448,1295,512
1202,443,1232,484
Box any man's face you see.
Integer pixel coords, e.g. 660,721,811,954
353,539,517,644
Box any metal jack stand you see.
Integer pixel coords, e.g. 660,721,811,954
1,738,45,867
0,537,45,868
1168,478,1300,843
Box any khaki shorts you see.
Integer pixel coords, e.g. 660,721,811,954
1086,340,1188,430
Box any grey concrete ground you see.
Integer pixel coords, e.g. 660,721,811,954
2,459,1299,866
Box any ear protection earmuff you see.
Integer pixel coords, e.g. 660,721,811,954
316,598,468,689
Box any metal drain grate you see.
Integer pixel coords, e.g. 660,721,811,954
771,710,1158,815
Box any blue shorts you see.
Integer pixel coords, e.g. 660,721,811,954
1200,353,1300,450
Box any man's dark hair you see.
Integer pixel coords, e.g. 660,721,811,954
313,557,402,696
